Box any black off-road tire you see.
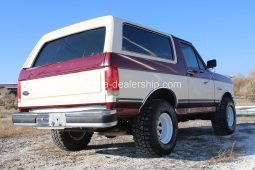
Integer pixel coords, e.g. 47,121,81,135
133,99,178,157
51,130,93,151
211,97,236,135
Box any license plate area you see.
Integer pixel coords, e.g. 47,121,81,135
49,113,66,127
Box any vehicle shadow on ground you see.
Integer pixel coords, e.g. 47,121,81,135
91,122,255,160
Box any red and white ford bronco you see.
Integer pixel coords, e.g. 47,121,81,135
13,16,236,157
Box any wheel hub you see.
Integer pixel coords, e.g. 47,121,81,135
157,113,173,144
68,131,86,141
226,106,234,127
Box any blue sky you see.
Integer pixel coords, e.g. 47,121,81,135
0,0,255,83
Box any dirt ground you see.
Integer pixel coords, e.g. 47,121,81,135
1,116,255,170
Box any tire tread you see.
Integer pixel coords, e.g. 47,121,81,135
133,99,177,157
51,130,93,151
212,97,236,135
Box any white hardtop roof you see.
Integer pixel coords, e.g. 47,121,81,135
23,15,175,68
42,15,172,40
42,15,116,41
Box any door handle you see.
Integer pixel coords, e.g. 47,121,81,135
217,87,223,91
187,70,196,76
199,69,205,73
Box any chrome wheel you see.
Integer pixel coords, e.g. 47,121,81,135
226,106,234,127
157,113,173,144
68,131,86,141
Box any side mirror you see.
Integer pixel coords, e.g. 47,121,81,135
207,59,217,69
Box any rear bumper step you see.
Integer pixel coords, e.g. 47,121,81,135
12,109,117,129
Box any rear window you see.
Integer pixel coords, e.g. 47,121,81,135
33,27,106,67
122,24,174,60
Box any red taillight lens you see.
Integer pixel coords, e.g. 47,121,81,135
104,66,119,91
17,81,21,99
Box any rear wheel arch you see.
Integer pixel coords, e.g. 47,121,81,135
140,88,177,111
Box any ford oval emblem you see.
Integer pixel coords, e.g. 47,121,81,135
22,91,29,96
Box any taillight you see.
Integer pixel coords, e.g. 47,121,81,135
17,81,21,99
104,66,119,91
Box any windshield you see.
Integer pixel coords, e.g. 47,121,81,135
33,27,106,67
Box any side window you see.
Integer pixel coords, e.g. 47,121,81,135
122,24,174,60
180,43,199,70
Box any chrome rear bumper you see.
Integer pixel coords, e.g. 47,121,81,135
12,108,117,129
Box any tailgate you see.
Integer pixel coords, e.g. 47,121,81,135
19,68,106,108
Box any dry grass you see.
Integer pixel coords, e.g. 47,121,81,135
0,88,18,110
0,109,47,138
0,117,47,138
236,98,255,106
0,108,16,118
206,143,236,166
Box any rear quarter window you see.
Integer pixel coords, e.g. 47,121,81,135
122,24,174,60
33,27,106,67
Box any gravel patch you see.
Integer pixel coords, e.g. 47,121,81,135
0,117,255,170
